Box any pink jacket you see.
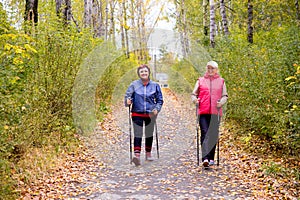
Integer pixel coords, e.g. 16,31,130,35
197,73,224,115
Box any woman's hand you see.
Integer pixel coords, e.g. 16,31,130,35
126,98,132,105
193,98,200,105
152,109,158,116
217,100,222,108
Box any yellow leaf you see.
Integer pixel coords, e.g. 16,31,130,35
285,76,296,81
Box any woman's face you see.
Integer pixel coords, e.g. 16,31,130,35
207,65,218,76
138,67,149,80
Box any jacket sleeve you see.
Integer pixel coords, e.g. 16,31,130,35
124,82,134,107
191,80,200,103
154,83,164,112
219,82,228,106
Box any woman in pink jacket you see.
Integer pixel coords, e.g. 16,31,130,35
191,61,228,168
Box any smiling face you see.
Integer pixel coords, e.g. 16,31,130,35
138,67,150,81
207,65,218,76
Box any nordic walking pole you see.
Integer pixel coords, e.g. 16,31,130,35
196,104,200,166
155,117,159,159
217,100,221,166
129,105,132,164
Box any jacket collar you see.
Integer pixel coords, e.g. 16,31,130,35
204,72,220,79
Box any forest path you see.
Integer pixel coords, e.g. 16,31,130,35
20,89,293,200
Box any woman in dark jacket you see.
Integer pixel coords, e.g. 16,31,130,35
125,64,164,166
192,61,228,168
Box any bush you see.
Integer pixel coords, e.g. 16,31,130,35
212,25,299,154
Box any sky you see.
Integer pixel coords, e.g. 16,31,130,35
146,0,176,30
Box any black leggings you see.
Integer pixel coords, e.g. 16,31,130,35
132,116,155,153
199,114,220,161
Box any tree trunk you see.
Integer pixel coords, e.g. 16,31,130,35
84,0,92,27
105,0,109,40
209,0,216,48
203,0,209,36
220,0,230,36
24,0,38,33
136,0,147,61
247,0,253,43
120,1,125,50
296,0,300,20
176,0,189,57
130,0,137,54
55,0,72,25
92,0,102,38
122,0,130,57
109,1,116,45
84,0,104,38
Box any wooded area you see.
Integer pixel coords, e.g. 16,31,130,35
0,0,299,199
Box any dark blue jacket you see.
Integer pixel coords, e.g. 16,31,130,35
124,79,163,113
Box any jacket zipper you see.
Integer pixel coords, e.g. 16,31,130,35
144,85,147,112
210,78,212,114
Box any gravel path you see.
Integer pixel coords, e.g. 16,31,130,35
21,89,258,200
73,89,252,199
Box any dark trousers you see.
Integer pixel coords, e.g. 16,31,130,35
132,116,155,153
199,114,220,161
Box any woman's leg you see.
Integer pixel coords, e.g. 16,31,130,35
207,115,219,161
199,114,210,162
132,116,144,156
144,117,155,153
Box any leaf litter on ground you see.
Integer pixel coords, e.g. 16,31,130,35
18,88,299,200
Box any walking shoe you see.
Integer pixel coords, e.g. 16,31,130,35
146,152,154,161
132,156,141,166
132,153,141,166
203,159,209,168
209,160,214,166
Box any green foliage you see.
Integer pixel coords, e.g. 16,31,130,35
212,24,299,154
95,56,138,120
169,59,198,94
261,162,286,177
0,3,101,198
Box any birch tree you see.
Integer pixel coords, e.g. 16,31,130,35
136,0,147,60
83,0,92,27
209,0,216,47
120,0,130,57
175,0,189,57
109,1,117,44
84,0,105,38
220,0,230,35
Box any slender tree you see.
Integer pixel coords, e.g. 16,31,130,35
24,0,38,34
92,0,105,38
203,0,209,36
220,0,230,35
84,0,105,38
56,0,79,30
56,0,72,24
296,0,300,20
209,0,216,47
109,1,117,45
247,0,253,43
121,0,130,57
84,0,92,27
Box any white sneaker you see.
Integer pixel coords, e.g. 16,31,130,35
209,160,214,166
203,159,209,168
146,152,154,161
